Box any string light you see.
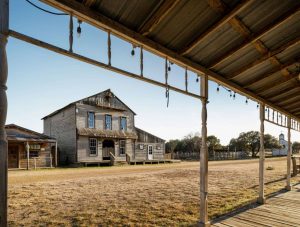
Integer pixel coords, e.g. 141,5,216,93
217,84,220,92
168,61,172,71
245,98,249,104
257,103,259,109
131,44,135,56
233,92,236,99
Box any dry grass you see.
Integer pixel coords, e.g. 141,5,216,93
8,158,300,226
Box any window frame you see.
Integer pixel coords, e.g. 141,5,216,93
119,140,126,155
105,114,112,130
120,116,127,131
87,111,95,129
89,138,97,156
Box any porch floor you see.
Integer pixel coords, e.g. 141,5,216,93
212,184,300,227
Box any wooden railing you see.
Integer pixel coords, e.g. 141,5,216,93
126,153,131,163
109,152,116,165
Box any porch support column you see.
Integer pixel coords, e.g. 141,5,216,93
286,116,292,190
258,103,266,204
0,0,9,226
26,142,30,170
199,74,210,227
55,142,58,167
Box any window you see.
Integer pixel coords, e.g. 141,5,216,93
24,144,40,158
89,138,97,155
120,140,126,155
105,114,112,130
120,117,127,131
88,112,95,128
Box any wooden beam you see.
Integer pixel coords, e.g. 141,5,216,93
0,0,8,226
208,7,300,69
287,117,292,191
282,99,300,110
138,0,180,36
265,86,300,99
199,74,210,227
244,59,298,88
39,0,300,122
82,0,96,8
228,36,300,80
179,0,253,55
258,103,266,204
9,30,203,100
256,73,298,94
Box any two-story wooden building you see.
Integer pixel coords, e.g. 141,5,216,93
43,89,165,166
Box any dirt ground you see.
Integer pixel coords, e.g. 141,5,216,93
8,158,300,226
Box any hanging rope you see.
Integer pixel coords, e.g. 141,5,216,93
185,67,188,92
69,14,73,52
165,57,170,107
140,46,143,77
108,31,111,66
25,0,68,15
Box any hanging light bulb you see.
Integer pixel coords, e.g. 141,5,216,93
168,61,171,71
229,90,232,98
257,103,259,109
77,19,82,38
217,84,220,92
245,98,248,104
131,44,135,56
233,92,236,100
196,77,199,83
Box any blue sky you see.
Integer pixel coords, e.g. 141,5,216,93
6,0,300,144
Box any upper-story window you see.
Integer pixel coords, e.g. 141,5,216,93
105,114,112,130
120,117,127,131
88,112,95,128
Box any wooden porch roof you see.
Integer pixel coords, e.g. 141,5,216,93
41,0,300,120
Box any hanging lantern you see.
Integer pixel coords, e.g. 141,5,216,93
77,19,82,38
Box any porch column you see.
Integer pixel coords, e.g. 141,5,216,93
258,103,266,204
55,142,58,167
0,0,9,226
26,142,30,170
199,74,210,227
286,116,292,190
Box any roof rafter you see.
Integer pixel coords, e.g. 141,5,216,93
208,6,300,69
227,36,300,80
178,0,253,55
40,0,300,121
82,0,96,8
243,59,298,88
138,0,180,36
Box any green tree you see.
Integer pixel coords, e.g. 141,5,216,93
229,131,281,157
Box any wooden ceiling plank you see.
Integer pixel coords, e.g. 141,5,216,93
40,0,300,121
82,0,96,8
179,0,253,55
268,87,300,102
208,6,300,69
227,36,300,80
244,59,298,88
276,95,300,106
138,0,180,36
256,73,298,94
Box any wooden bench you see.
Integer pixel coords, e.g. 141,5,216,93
292,154,300,176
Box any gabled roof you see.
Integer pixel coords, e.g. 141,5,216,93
135,127,165,143
42,89,136,119
5,124,56,142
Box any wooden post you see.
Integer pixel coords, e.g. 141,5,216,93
0,0,8,226
50,152,53,168
34,158,36,170
69,14,73,52
55,142,58,167
199,74,210,227
26,142,30,170
286,116,292,190
258,103,266,204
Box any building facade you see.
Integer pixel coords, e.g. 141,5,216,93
6,124,57,169
272,133,290,156
43,89,165,165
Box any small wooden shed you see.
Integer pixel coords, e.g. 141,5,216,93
6,124,57,169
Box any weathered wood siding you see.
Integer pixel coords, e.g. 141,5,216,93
135,142,164,160
76,103,134,132
77,136,104,162
44,105,77,164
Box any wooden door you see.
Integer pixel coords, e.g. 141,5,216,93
148,145,153,160
8,145,19,168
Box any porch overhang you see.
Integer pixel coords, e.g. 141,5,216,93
78,128,138,140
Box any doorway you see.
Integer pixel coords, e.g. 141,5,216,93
148,145,153,160
8,145,19,168
102,140,114,160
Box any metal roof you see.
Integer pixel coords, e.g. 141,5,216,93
42,0,300,119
